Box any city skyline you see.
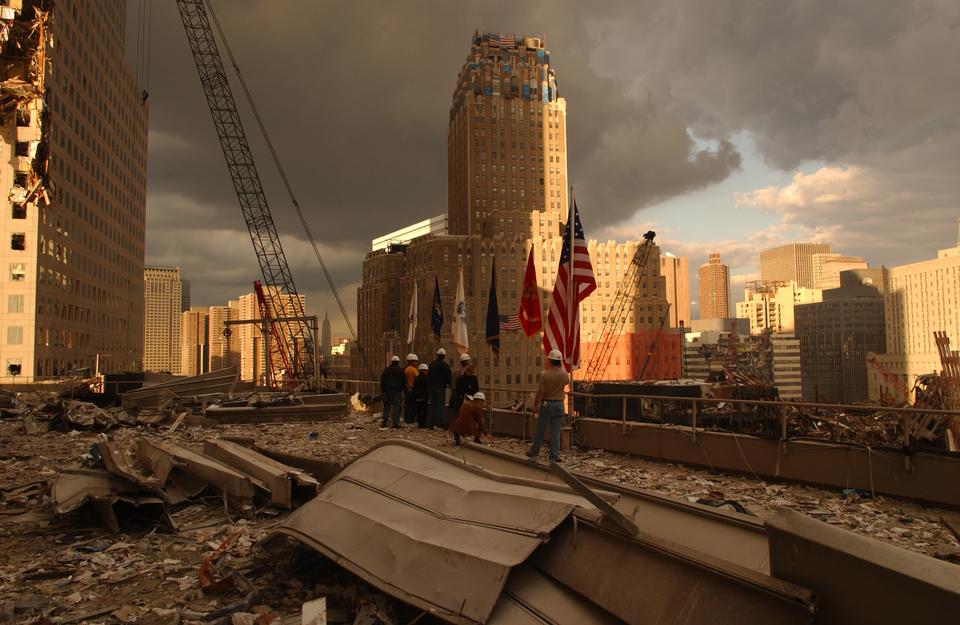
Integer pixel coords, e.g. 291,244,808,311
130,2,960,337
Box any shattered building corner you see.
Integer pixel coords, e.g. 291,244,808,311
0,0,52,216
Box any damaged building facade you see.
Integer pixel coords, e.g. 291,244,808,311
355,32,670,399
0,0,148,381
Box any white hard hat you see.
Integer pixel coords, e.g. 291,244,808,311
418,363,429,371
436,348,446,356
460,353,471,362
471,392,485,401
391,355,400,362
406,353,418,361
548,349,563,361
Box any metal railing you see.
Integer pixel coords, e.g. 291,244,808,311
323,376,960,452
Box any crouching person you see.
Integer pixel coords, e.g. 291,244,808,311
449,392,489,446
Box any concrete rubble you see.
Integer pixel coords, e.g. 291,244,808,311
1,401,959,623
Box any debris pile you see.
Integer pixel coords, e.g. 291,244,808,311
50,437,329,532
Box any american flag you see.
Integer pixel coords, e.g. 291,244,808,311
489,33,516,48
499,314,522,331
542,202,596,372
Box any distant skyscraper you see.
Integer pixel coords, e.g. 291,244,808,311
0,2,148,380
207,305,239,372
180,307,209,376
698,253,730,320
760,243,832,289
144,267,184,373
660,253,691,328
321,310,332,359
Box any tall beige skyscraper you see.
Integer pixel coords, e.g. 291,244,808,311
698,253,730,320
660,253,691,328
144,267,184,373
760,242,832,288
0,1,147,380
447,31,566,237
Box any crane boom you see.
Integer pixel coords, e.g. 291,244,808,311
175,0,314,386
584,231,656,381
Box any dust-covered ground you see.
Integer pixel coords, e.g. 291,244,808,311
1,409,957,624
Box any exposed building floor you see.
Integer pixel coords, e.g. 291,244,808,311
1,410,956,623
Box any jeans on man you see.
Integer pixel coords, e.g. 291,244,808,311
382,391,403,427
428,387,446,428
529,400,564,460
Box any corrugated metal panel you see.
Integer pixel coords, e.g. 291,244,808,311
271,441,588,624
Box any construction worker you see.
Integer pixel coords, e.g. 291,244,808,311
412,363,430,427
427,348,452,429
379,355,406,429
527,349,567,462
449,391,489,446
449,353,473,422
403,353,419,424
450,359,479,417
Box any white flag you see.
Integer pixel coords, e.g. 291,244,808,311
406,282,417,345
453,267,469,355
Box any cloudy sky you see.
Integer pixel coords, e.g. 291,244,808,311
130,0,960,332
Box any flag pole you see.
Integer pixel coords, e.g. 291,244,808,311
567,186,575,421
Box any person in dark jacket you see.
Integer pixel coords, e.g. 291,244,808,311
450,361,479,417
380,355,406,428
411,363,430,428
450,392,489,445
427,348,452,428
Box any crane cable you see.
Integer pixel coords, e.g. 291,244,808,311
202,0,375,380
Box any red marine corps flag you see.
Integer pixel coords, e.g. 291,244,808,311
518,247,542,336
542,202,596,372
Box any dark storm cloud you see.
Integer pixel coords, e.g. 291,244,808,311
136,0,960,332
136,0,742,326
595,0,960,265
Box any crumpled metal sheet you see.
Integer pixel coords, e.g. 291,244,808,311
269,440,592,625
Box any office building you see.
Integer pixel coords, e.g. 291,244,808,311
736,281,822,334
796,269,886,403
207,304,239,372
180,307,209,376
812,253,868,290
698,253,729,320
660,252,691,328
770,333,802,400
143,266,184,373
0,1,148,380
759,242,832,288
869,238,960,402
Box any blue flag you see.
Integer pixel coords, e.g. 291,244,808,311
485,258,501,355
431,276,443,338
